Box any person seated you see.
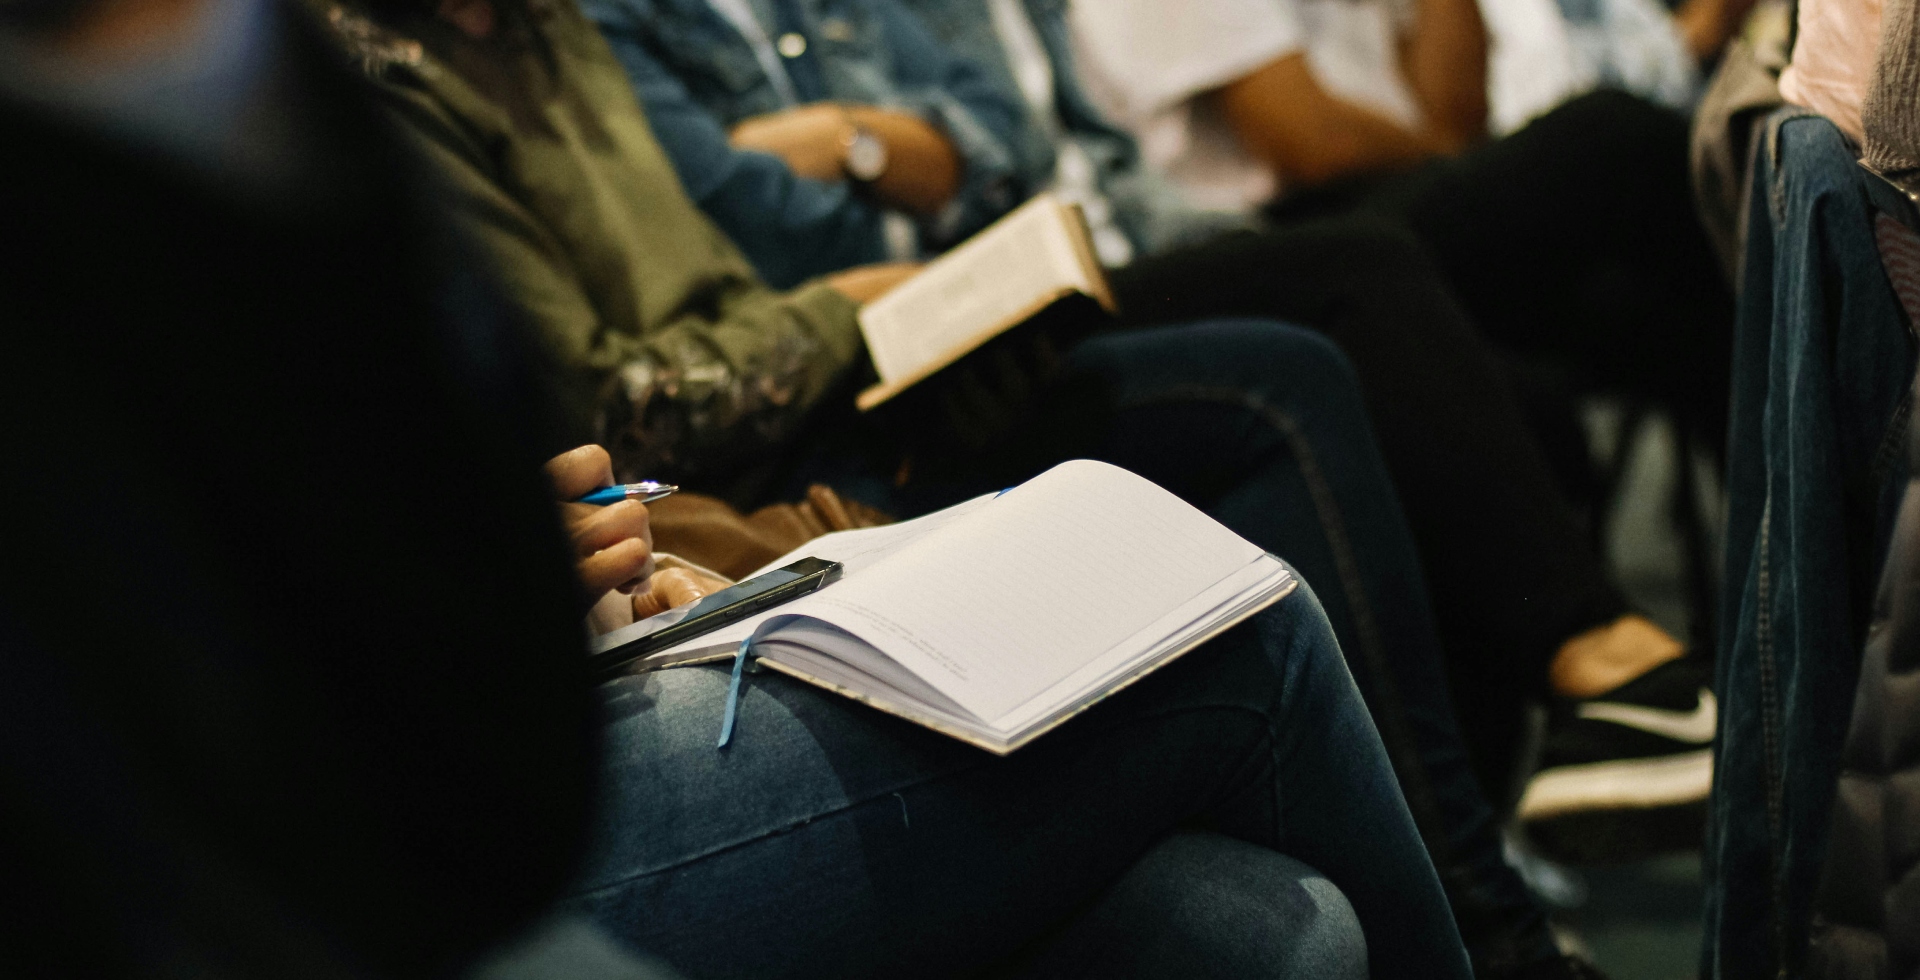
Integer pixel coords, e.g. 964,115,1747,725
542,444,1466,980
319,4,1630,980
2,3,1472,976
579,0,1712,903
1062,0,1736,449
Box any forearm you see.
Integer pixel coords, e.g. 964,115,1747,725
842,106,960,215
596,281,866,483
727,103,961,216
1214,55,1449,187
614,45,890,283
1398,0,1489,147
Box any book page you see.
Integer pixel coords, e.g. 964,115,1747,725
782,460,1265,725
858,195,1093,389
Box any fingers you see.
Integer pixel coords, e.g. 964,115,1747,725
546,445,655,597
567,498,654,593
579,537,656,597
566,497,653,554
630,567,724,620
544,444,614,501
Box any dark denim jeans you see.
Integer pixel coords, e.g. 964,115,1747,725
1707,110,1918,979
764,319,1553,971
568,579,1467,980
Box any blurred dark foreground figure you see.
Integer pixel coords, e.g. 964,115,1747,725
0,1,625,974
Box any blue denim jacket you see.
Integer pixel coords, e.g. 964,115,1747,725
584,0,1027,287
1707,109,1918,979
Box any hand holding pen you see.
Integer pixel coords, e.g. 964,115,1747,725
544,446,676,597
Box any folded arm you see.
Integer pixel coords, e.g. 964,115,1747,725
595,0,1022,287
1211,0,1486,188
728,103,960,216
592,18,893,288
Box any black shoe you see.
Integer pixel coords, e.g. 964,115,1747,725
1519,658,1713,864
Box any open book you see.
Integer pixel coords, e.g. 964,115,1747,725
855,193,1117,410
614,461,1295,754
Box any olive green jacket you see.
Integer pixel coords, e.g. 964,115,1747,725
323,0,863,484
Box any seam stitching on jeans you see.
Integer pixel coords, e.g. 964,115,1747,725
1114,384,1454,864
573,701,1275,897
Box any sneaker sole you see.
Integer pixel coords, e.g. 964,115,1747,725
1516,748,1712,819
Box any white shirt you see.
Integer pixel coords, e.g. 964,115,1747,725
1069,0,1420,209
1482,0,1696,134
1068,0,1694,208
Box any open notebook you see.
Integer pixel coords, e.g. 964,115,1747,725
609,460,1295,754
855,193,1116,410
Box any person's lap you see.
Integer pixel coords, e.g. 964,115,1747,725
758,316,1546,969
565,582,1468,980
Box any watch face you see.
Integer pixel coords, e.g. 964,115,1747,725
846,129,888,182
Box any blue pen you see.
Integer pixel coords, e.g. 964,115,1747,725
575,482,679,506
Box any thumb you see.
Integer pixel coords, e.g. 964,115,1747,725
630,568,714,619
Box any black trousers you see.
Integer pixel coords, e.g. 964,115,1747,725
1111,219,1629,705
1113,87,1731,678
1280,89,1735,436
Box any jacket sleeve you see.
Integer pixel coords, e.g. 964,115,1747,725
590,1,895,289
873,0,1026,244
380,87,866,484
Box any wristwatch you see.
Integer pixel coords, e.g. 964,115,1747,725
840,119,889,183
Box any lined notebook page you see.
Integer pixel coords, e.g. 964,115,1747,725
788,460,1262,724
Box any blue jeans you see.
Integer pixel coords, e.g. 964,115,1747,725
568,580,1468,980
1707,111,1918,979
767,319,1544,968
1045,320,1556,972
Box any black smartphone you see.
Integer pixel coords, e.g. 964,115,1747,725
588,556,843,680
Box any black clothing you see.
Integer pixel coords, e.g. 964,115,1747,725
1293,89,1737,442
1114,89,1731,783
1806,370,1920,979
1111,219,1629,715
0,20,595,980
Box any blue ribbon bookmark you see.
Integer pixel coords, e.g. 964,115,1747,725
717,635,754,748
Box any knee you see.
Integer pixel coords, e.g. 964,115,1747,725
1116,833,1368,980
1253,572,1346,684
1071,318,1371,426
1183,318,1366,407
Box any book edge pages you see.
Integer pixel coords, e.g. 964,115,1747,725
754,571,1298,755
752,657,1014,754
1058,200,1118,314
995,573,1296,753
854,285,1080,411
